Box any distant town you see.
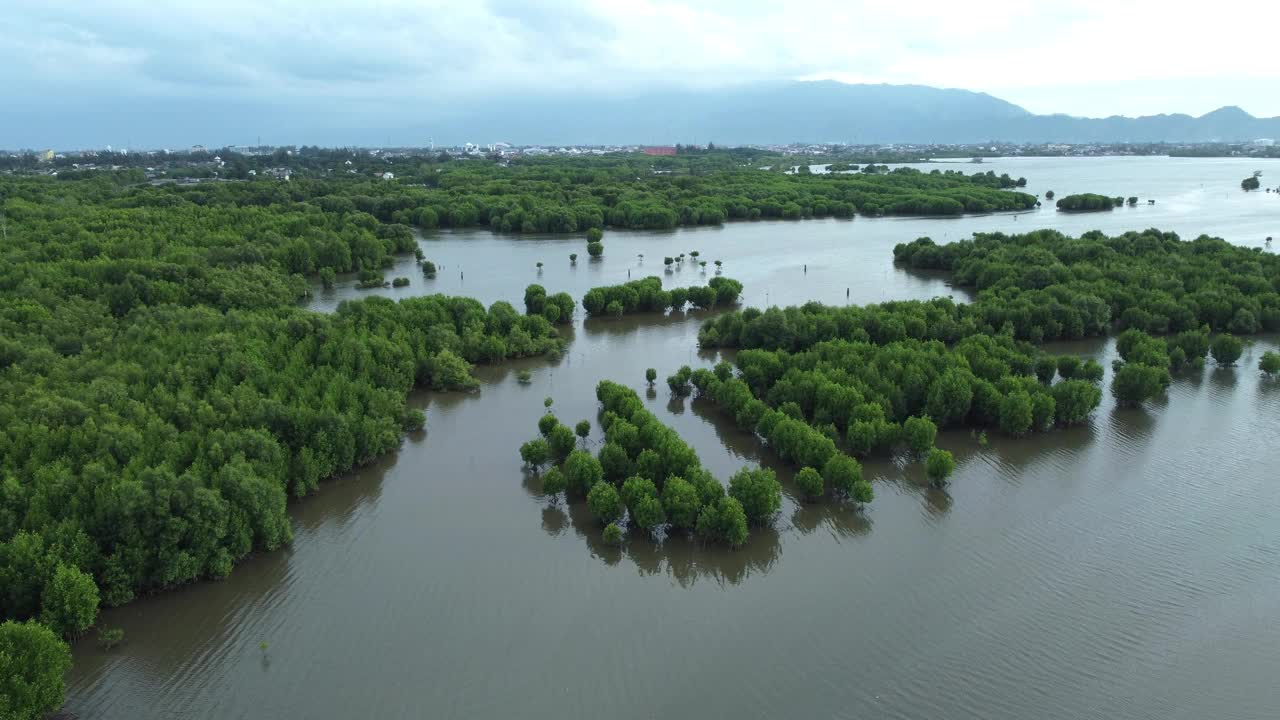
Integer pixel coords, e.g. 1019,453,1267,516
2,140,1278,180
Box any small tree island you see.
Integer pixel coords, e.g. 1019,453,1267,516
1055,193,1121,212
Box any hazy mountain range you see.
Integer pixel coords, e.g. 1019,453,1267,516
413,81,1280,147
10,81,1280,149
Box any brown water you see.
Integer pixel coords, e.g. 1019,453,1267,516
66,157,1280,720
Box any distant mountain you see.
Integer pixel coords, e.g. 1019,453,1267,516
410,81,1280,146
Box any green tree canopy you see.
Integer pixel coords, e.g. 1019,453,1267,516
0,620,72,720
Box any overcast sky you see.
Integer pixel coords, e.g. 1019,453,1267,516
3,0,1278,148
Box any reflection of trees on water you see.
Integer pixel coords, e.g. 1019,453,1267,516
1108,404,1158,445
687,397,774,465
540,504,571,536
70,530,293,696
581,307,733,340
467,353,569,388
536,488,783,587
291,460,391,535
893,266,976,303
1167,363,1207,393
520,467,544,501
1208,366,1240,394
790,499,872,538
691,395,945,520
921,484,954,519
291,430,399,534
870,458,953,521
933,422,1100,489
1259,374,1280,399
665,395,687,416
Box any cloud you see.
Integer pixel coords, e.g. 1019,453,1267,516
1,0,1278,146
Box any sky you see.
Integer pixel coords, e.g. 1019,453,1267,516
3,0,1278,148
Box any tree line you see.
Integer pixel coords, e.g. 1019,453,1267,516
892,229,1279,341
693,227,1277,472
694,329,1102,467
582,276,743,317
330,161,1038,230
35,156,1037,238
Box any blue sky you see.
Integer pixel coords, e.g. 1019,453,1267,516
3,0,1277,148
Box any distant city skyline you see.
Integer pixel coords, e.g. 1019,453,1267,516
3,0,1278,148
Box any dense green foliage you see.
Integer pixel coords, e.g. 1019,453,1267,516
694,329,1094,445
39,564,99,638
1241,175,1261,191
582,276,743,317
1210,334,1244,366
1261,351,1280,376
1055,193,1119,211
687,232,1272,461
821,455,871,501
0,620,71,720
555,450,599,497
586,482,624,525
549,380,788,547
1111,362,1171,406
925,448,956,484
519,438,550,468
893,229,1280,342
1102,327,1254,406
523,285,575,325
661,477,703,530
794,467,824,501
530,381,731,540
902,416,938,454
541,467,567,497
45,152,1033,231
157,157,1031,233
727,468,783,525
695,497,750,548
602,523,623,546
0,176,565,643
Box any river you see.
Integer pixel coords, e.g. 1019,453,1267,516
65,156,1280,720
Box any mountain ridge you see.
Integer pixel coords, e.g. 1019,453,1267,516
407,81,1280,146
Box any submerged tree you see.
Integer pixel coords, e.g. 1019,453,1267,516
728,467,782,525
542,467,567,498
661,476,702,530
902,416,937,454
563,450,604,497
602,523,623,546
1210,334,1244,366
821,455,863,497
1111,363,1171,406
587,481,624,524
795,467,824,501
1261,351,1280,376
519,438,550,468
925,448,956,485
696,497,749,548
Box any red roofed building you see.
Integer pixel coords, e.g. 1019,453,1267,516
642,146,677,156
